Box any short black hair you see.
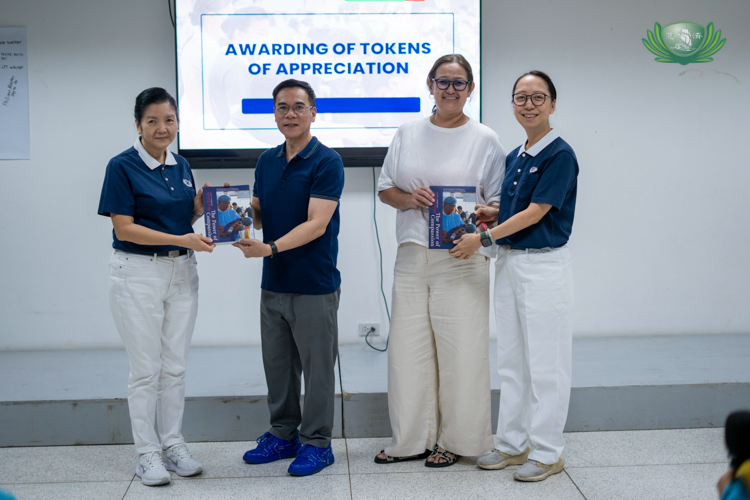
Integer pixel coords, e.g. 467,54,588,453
134,87,178,124
512,70,557,101
726,410,750,469
272,79,316,107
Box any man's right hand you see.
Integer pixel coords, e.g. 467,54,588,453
233,238,272,258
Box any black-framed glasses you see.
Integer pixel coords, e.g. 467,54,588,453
431,78,471,91
274,104,314,115
512,93,550,106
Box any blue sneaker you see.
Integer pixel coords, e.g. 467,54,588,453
288,443,335,476
243,431,301,464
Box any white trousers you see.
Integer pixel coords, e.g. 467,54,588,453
109,250,199,455
385,243,494,457
493,246,574,465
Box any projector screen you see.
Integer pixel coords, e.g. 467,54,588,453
175,0,481,167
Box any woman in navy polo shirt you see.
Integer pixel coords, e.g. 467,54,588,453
451,71,579,482
98,88,215,487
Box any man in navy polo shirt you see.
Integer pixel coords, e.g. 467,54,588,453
234,79,344,476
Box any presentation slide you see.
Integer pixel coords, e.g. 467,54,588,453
176,0,480,152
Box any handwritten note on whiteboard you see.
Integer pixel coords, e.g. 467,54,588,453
0,27,30,160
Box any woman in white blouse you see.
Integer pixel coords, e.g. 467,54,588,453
375,54,506,467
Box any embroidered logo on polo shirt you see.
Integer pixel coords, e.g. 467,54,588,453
529,167,538,173
183,179,193,187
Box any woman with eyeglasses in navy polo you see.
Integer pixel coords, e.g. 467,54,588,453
97,87,215,487
451,71,579,482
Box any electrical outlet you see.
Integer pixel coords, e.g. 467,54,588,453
358,323,380,337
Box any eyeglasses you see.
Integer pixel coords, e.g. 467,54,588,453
274,104,314,115
512,93,550,106
431,78,471,91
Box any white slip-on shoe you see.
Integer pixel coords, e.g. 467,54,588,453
513,458,564,482
163,443,203,477
477,447,530,470
136,451,171,486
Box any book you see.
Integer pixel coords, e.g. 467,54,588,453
428,186,477,249
202,185,255,244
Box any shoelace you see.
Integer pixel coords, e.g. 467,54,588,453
144,451,166,470
169,444,193,460
295,444,318,463
256,432,272,445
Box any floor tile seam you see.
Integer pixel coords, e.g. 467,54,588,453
343,437,354,500
121,474,135,500
564,469,588,500
0,479,134,486
169,472,351,480
0,473,352,486
138,474,348,483
564,461,729,469
348,468,503,476
349,459,730,476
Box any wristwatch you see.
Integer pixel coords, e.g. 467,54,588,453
480,230,494,247
269,241,278,258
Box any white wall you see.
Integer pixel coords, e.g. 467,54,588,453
1,0,748,351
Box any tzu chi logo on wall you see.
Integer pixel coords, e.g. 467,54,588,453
642,22,726,65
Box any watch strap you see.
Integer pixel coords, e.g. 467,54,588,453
269,241,278,258
480,230,493,247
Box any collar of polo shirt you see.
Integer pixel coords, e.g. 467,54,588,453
276,137,320,161
134,138,178,170
517,128,560,158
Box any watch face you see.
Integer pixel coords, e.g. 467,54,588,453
481,234,493,247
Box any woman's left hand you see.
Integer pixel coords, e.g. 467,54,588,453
193,182,210,216
193,182,232,217
449,233,482,259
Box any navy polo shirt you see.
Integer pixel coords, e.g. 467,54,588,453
98,139,197,254
254,136,345,295
496,130,578,249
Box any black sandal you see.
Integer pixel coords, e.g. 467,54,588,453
424,445,461,468
374,449,432,464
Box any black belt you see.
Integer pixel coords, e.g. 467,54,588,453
154,249,189,257
501,245,559,253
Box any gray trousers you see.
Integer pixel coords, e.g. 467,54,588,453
260,288,340,448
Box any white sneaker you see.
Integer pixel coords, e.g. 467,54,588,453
477,447,529,470
513,458,564,482
136,451,171,486
163,443,203,477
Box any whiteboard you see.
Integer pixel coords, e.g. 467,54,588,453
0,27,30,160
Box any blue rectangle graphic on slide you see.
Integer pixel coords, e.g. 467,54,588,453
241,97,421,114
175,0,480,151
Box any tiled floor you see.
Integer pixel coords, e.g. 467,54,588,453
0,428,729,500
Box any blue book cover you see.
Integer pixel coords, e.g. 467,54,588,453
202,185,254,244
428,186,477,249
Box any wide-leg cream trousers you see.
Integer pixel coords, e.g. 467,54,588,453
384,243,494,457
